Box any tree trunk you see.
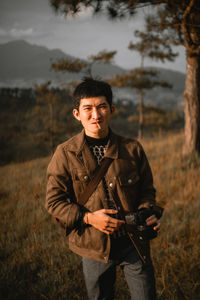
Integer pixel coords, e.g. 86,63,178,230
183,55,200,155
138,91,144,140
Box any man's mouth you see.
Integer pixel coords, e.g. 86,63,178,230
92,120,102,129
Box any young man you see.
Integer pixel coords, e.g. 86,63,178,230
46,78,161,300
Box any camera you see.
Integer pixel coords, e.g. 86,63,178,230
125,205,163,240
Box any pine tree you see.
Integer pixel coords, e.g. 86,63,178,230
51,49,117,101
50,0,200,155
51,58,88,73
51,49,117,77
108,68,171,138
126,24,176,138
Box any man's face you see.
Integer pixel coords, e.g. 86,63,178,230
73,96,115,138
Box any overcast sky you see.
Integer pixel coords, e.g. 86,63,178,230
0,0,186,73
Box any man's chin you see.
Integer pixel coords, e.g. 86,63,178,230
90,123,104,131
85,125,108,138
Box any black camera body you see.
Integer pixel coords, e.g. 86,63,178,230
125,205,163,240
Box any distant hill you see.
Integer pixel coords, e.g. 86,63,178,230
0,40,125,87
0,40,185,110
0,40,73,79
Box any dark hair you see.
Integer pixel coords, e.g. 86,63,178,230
73,77,113,110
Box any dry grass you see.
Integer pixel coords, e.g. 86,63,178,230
142,131,200,300
0,130,200,299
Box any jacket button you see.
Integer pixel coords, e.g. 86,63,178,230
84,176,88,180
109,183,113,188
139,236,143,240
128,179,132,184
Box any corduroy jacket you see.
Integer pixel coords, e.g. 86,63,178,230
46,129,156,263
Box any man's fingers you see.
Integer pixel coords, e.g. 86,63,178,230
153,223,160,231
146,214,157,226
146,214,156,221
102,227,114,235
105,227,118,235
101,209,118,214
106,220,125,231
108,218,125,225
145,215,161,232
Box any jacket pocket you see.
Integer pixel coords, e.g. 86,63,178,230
117,171,140,211
72,169,90,197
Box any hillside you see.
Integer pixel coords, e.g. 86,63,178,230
0,40,125,87
0,86,184,165
0,40,72,79
0,131,199,299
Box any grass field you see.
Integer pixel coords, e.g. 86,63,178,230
0,130,200,299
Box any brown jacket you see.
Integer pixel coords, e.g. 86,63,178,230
46,129,156,263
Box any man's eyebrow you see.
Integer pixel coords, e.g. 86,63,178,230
98,102,108,106
82,102,108,108
82,104,92,107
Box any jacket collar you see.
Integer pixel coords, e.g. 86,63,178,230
104,129,119,159
67,128,119,160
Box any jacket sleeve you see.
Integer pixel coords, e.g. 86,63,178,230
135,142,156,208
45,145,86,234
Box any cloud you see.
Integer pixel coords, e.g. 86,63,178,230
0,27,35,38
10,27,34,37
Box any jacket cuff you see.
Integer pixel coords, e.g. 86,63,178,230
75,206,90,234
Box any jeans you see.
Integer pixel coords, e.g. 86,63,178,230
82,237,156,300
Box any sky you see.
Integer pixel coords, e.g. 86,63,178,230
0,0,186,73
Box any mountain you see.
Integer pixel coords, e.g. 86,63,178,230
0,40,71,78
0,40,125,87
0,40,185,111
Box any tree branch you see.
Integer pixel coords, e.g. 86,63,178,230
182,0,195,48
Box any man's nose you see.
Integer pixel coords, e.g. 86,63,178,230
92,108,100,119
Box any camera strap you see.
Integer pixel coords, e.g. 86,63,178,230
77,157,114,206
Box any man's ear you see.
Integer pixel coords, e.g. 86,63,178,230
73,109,80,121
111,105,115,114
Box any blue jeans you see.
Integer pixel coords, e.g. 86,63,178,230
82,238,156,300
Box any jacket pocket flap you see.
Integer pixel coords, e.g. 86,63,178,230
72,169,90,183
118,173,140,186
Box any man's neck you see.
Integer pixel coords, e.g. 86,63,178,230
85,133,109,146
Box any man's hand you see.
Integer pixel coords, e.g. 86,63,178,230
84,209,125,235
146,214,160,232
138,202,161,232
